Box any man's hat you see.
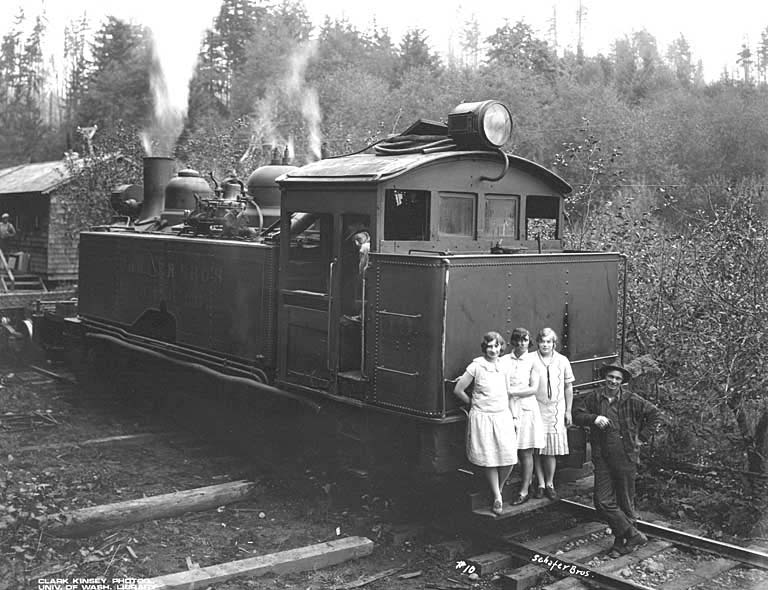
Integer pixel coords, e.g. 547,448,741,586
1,213,9,219
345,223,369,241
602,362,632,383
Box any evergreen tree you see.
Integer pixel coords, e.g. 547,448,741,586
0,9,60,165
76,17,152,135
62,15,90,144
460,15,482,70
666,35,694,88
737,43,753,85
394,28,441,82
758,27,768,85
486,20,557,76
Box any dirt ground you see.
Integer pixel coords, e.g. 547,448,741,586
0,361,489,590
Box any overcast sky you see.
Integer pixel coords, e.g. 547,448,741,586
5,0,768,81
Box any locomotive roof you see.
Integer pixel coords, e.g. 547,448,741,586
277,150,571,194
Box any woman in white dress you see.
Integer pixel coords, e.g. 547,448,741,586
531,327,574,501
454,331,517,515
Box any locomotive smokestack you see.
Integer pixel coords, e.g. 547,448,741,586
140,156,174,221
261,141,272,161
282,146,291,165
271,147,281,166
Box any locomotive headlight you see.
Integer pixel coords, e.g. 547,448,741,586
447,100,513,149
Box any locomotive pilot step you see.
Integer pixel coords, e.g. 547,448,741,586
471,475,593,519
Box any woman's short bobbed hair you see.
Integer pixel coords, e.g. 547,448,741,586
510,327,530,343
535,327,558,347
481,331,506,352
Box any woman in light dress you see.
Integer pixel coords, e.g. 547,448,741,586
531,327,574,501
454,331,517,515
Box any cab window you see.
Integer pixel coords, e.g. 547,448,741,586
284,212,333,293
439,192,476,238
384,189,430,240
525,195,560,240
483,194,519,239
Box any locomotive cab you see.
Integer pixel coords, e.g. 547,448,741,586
275,148,583,400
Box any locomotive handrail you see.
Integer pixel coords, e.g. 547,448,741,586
377,310,423,319
377,366,420,377
360,272,367,379
280,288,329,300
569,354,619,365
408,249,451,255
575,379,615,389
327,259,336,372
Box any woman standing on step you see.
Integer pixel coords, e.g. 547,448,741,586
531,327,574,501
454,331,517,516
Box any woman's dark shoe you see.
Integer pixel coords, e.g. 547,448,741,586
532,486,545,499
492,499,504,515
512,493,529,506
544,485,558,501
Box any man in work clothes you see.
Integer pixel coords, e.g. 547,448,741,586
0,213,15,255
573,363,662,557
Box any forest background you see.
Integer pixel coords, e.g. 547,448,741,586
3,0,768,537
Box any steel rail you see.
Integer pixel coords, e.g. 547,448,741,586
497,538,655,590
561,499,768,570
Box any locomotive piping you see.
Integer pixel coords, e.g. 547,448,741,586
85,332,322,413
478,149,510,182
620,254,628,363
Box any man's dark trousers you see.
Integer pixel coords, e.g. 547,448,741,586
593,450,638,538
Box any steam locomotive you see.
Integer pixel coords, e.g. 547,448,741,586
34,101,623,476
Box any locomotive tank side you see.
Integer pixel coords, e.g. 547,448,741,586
77,232,279,371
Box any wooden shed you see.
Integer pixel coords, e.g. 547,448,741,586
0,157,84,286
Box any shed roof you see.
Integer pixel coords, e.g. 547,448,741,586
0,157,83,195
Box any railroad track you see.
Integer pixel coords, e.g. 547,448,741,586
461,490,768,590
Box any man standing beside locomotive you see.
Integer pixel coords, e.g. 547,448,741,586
502,328,545,505
573,363,662,557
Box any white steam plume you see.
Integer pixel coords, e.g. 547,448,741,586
138,0,220,156
286,40,322,162
245,40,322,165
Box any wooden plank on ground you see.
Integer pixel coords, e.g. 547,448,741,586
42,480,257,538
505,521,608,550
149,536,375,590
16,432,164,453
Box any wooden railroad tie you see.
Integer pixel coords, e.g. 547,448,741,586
148,536,375,589
40,480,257,538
